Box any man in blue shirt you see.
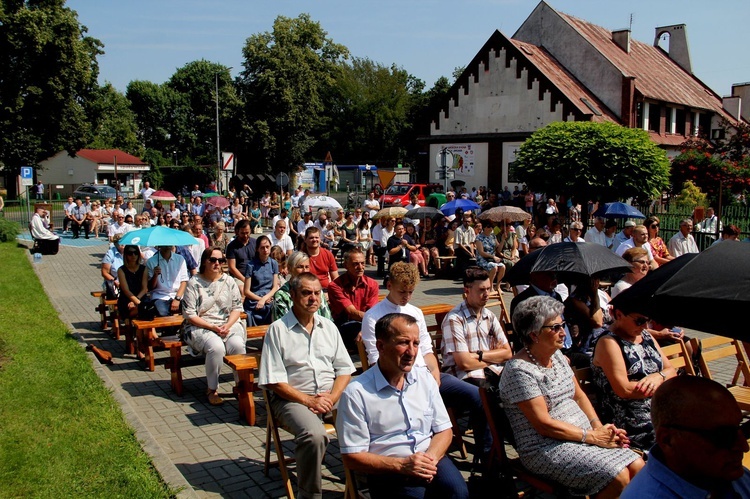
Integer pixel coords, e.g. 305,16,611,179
337,313,468,499
622,376,750,498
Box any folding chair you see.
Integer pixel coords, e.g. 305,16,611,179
477,386,568,497
660,339,696,375
262,389,337,499
691,336,750,386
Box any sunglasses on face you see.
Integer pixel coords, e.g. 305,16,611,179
629,314,650,326
208,257,226,264
541,322,566,332
663,423,745,450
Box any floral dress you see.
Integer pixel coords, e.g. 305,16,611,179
649,237,670,259
475,232,497,270
591,330,663,450
182,274,246,353
499,350,639,496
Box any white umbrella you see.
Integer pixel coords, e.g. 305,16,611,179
302,195,342,212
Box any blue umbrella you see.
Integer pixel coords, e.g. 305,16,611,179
592,202,646,219
119,226,198,247
439,199,481,216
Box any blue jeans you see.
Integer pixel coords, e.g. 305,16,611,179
154,298,173,317
367,456,468,499
439,373,491,455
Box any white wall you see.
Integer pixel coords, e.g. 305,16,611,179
38,152,97,185
429,142,488,188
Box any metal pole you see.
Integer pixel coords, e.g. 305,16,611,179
215,72,221,194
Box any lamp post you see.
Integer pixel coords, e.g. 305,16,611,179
215,67,233,193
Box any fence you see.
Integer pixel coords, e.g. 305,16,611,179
2,198,147,231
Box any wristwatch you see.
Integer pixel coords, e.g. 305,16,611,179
174,295,183,302
477,351,484,362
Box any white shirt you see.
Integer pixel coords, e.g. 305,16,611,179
668,232,699,257
363,198,380,218
140,187,155,200
108,221,132,239
380,227,394,246
271,215,289,229
372,223,383,246
30,213,58,240
259,311,355,394
270,232,294,254
291,193,301,208
361,300,433,367
584,227,606,246
146,252,188,301
563,236,587,244
615,238,654,261
297,219,314,236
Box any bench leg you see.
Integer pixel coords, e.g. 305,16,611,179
110,306,120,340
96,298,108,330
236,369,256,425
124,322,135,355
141,327,156,372
168,345,183,395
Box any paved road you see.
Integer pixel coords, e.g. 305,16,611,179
24,232,736,498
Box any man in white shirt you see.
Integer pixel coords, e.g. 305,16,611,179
291,187,302,208
62,196,75,233
361,262,490,464
616,224,658,269
453,212,476,271
146,246,189,317
270,219,294,256
612,221,635,253
699,207,722,241
140,181,155,200
668,219,700,257
563,221,587,243
362,191,380,218
297,211,314,238
584,217,607,246
259,273,355,499
271,208,289,230
108,213,132,242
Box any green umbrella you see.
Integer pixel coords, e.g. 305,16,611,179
202,192,220,198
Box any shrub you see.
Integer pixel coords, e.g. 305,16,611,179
0,218,19,242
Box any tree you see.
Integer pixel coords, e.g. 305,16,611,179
0,0,102,189
238,14,348,173
323,58,419,165
514,122,670,223
670,119,750,205
86,83,142,155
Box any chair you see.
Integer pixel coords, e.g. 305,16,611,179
477,386,568,497
691,336,750,386
660,339,695,375
356,338,370,373
574,366,597,402
262,389,337,499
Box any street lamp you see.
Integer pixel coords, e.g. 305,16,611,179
215,66,233,193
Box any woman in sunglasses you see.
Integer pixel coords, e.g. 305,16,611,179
182,247,246,406
499,296,644,497
592,289,676,452
644,216,673,266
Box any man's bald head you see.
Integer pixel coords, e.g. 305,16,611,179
529,237,547,252
652,376,748,487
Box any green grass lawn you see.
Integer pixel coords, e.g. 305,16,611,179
0,242,174,498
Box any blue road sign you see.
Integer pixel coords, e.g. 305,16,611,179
21,166,33,179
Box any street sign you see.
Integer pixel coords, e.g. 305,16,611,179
20,166,33,186
221,152,234,171
275,172,289,187
435,149,454,169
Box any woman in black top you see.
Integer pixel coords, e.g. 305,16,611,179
117,244,148,319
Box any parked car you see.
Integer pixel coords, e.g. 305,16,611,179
73,184,118,200
380,183,442,208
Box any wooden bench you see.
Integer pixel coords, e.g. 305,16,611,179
132,315,184,373
91,290,120,339
224,353,260,425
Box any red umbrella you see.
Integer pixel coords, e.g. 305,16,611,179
206,196,230,209
149,190,176,202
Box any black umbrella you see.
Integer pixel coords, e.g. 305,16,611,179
405,206,442,220
611,242,750,337
506,242,633,286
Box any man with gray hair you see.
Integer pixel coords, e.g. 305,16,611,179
584,217,607,246
668,219,699,257
622,376,750,498
259,273,355,499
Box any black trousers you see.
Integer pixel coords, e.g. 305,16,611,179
71,220,90,238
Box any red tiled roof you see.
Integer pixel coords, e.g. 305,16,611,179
76,149,146,165
557,11,732,119
506,36,618,123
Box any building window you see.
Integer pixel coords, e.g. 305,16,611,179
648,103,660,132
698,113,712,138
666,107,677,134
675,108,686,135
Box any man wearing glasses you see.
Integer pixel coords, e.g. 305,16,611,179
622,376,750,498
146,245,189,316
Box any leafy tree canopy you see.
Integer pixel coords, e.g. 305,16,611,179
515,122,670,203
86,83,141,155
238,13,349,173
0,0,102,171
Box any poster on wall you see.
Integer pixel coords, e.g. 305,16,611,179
444,144,475,177
503,142,524,185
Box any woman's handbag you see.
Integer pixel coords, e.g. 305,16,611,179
138,297,158,321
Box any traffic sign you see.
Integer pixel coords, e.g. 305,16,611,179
275,172,289,187
435,149,454,169
20,166,33,186
221,152,234,171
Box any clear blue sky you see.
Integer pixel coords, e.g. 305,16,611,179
68,0,750,98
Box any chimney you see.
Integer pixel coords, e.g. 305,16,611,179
654,24,692,74
732,83,750,123
722,96,741,121
612,29,630,53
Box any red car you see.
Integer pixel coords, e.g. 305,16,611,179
380,183,442,208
